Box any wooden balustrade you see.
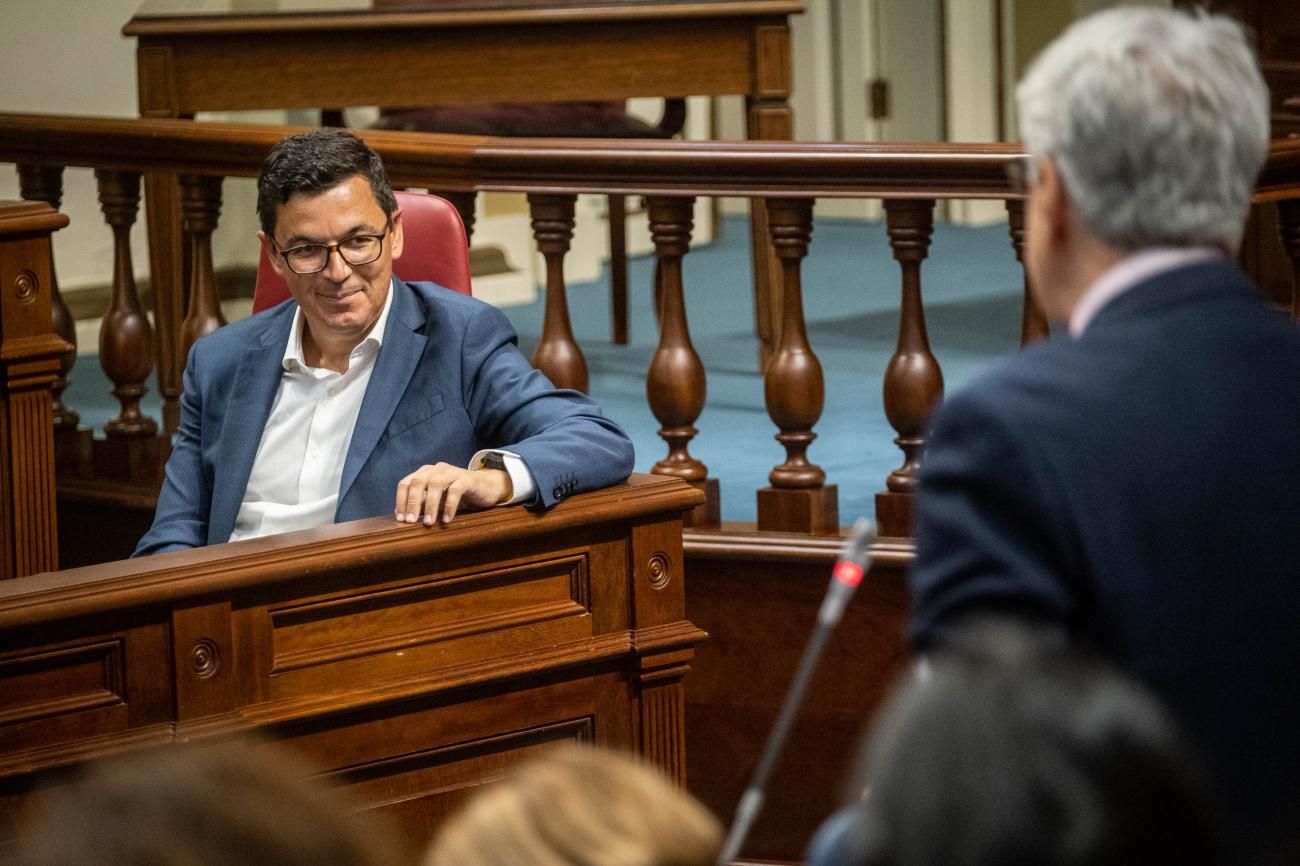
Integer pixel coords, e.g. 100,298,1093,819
6,113,1300,556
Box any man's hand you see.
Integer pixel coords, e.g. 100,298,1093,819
395,463,513,526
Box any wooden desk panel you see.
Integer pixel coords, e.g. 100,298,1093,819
137,19,760,116
0,474,704,845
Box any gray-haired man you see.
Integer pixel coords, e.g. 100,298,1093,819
909,9,1300,860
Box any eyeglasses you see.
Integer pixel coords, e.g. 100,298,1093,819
273,228,389,275
1005,154,1039,196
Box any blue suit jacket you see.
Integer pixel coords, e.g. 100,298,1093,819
910,261,1300,857
135,279,634,556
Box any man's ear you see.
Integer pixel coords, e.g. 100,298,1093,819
258,230,288,279
389,207,405,262
1035,157,1071,247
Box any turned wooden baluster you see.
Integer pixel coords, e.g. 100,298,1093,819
645,196,719,526
95,169,157,438
877,198,943,539
1007,198,1048,344
757,198,839,534
528,193,588,393
442,191,478,242
17,164,79,431
179,175,228,366
1277,199,1300,322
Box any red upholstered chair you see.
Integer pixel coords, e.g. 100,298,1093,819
252,190,472,313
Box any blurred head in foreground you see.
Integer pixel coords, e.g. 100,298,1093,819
808,622,1217,866
424,745,722,866
1015,7,1269,320
14,741,402,866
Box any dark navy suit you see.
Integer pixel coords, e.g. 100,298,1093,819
910,261,1300,857
135,279,634,556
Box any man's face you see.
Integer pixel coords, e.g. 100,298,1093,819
261,174,404,353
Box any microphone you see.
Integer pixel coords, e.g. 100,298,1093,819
716,518,876,866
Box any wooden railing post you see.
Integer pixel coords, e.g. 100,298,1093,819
0,201,70,578
876,198,943,539
1007,198,1048,344
16,164,80,433
528,193,588,392
442,190,478,242
179,174,228,368
610,195,629,345
1277,198,1300,321
95,169,162,483
645,196,719,526
757,197,838,535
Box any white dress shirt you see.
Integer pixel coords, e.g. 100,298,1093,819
1069,246,1224,338
230,283,537,542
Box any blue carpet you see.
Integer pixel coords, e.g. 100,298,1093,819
63,214,1027,524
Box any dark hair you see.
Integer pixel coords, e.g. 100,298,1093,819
13,741,405,866
821,621,1219,866
256,128,397,238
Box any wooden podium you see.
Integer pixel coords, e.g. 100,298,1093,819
0,474,704,844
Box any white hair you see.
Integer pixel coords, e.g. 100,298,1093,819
1016,7,1269,253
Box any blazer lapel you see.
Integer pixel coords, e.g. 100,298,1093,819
338,280,428,506
208,309,295,544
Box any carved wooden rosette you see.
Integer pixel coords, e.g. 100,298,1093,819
95,169,157,440
645,196,719,527
1277,198,1300,321
1006,198,1048,344
527,194,588,393
17,164,79,431
0,201,70,578
757,197,838,535
178,175,228,375
876,198,943,538
629,517,706,785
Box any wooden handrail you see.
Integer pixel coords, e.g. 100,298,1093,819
0,112,1025,199
7,112,1300,201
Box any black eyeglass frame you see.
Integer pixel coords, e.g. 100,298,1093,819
272,225,391,275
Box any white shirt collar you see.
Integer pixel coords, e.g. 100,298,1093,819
283,275,397,371
1069,246,1224,338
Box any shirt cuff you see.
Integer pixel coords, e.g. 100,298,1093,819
469,449,537,506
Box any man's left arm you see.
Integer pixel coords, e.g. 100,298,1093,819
458,302,634,506
395,301,633,525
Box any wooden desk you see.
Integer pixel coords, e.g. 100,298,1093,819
0,474,704,844
124,0,800,431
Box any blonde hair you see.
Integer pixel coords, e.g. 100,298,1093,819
424,745,722,866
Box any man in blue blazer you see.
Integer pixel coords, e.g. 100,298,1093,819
909,9,1300,861
135,130,633,556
